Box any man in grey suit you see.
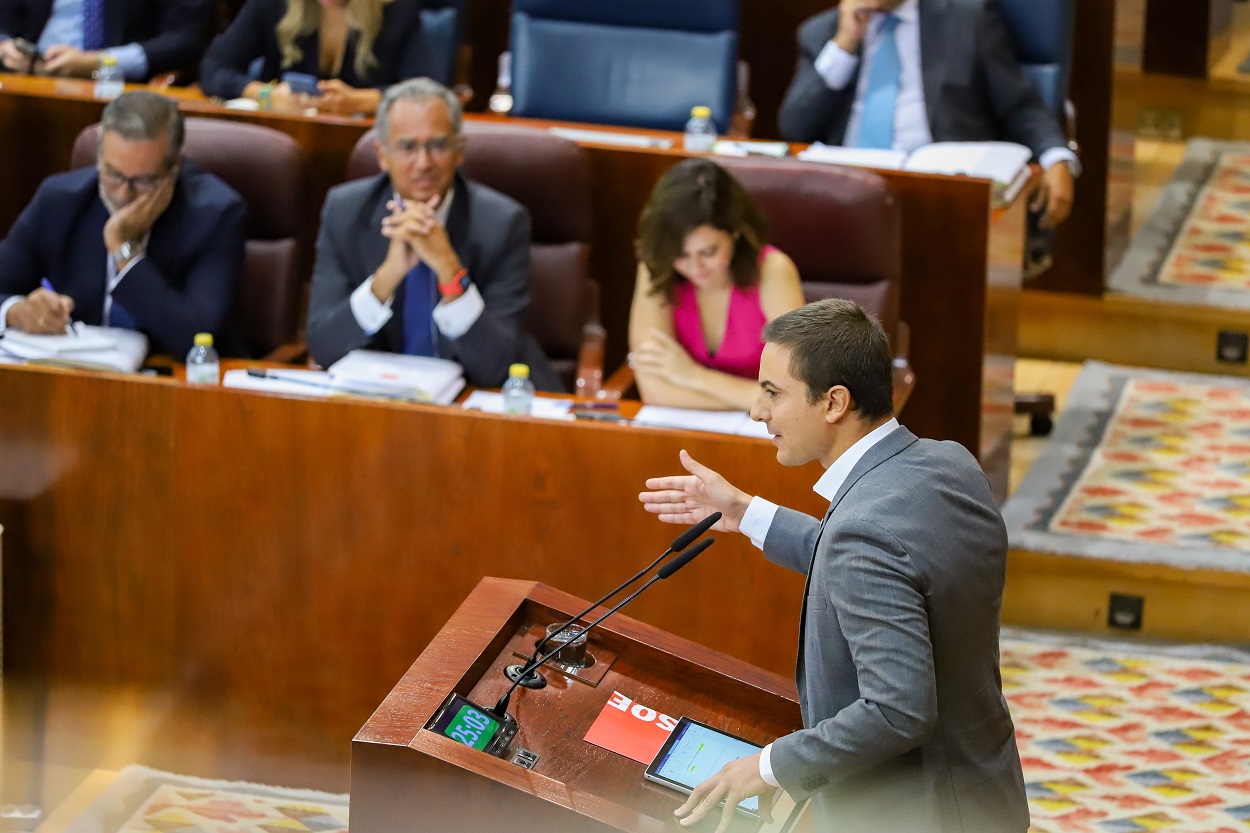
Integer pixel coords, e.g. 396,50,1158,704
640,299,1028,833
778,0,1075,229
307,78,557,388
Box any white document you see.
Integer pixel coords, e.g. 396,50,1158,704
632,406,772,438
712,140,789,158
547,126,674,150
461,390,575,420
0,325,148,373
328,350,464,405
796,143,908,169
223,368,332,397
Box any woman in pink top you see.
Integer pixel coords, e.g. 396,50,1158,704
630,159,805,410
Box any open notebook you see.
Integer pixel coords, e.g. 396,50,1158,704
0,324,148,373
796,141,1034,205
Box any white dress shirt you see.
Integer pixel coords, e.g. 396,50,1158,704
812,0,1076,171
740,417,901,787
348,188,485,343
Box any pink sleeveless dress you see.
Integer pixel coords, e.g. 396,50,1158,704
670,246,777,380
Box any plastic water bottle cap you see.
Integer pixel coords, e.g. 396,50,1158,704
508,363,530,379
100,55,117,66
194,333,213,347
691,106,711,119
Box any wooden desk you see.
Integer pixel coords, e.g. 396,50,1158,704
0,77,1025,498
0,362,820,770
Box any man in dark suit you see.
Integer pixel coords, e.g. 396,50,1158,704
0,0,213,80
640,299,1028,833
307,77,558,389
0,91,246,358
779,0,1075,229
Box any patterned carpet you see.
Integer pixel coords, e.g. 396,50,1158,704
1004,361,1250,572
1108,139,1250,309
61,765,347,833
1006,634,1250,833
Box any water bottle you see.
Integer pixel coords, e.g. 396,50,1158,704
501,363,535,415
92,55,124,100
488,52,513,115
683,105,717,153
185,333,220,386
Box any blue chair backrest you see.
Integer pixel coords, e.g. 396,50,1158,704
509,0,738,133
994,0,1073,115
411,0,462,85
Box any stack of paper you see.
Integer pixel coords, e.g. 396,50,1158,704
632,406,772,439
461,390,575,420
327,350,465,405
796,140,1033,205
0,325,149,373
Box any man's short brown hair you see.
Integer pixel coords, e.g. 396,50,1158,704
762,299,894,419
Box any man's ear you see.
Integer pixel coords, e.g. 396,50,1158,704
823,386,854,424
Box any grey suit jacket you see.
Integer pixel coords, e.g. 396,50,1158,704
763,426,1028,833
306,171,561,390
776,0,1067,160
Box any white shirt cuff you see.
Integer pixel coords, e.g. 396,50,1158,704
814,39,859,91
431,281,484,339
0,296,21,335
759,743,780,788
103,43,149,81
1039,147,1080,176
350,275,394,335
740,497,780,551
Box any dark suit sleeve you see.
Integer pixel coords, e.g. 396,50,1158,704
0,1,29,41
109,197,246,358
375,0,425,88
131,0,214,78
443,206,532,387
975,0,1068,159
777,12,855,144
0,179,51,309
306,191,376,368
770,517,937,796
199,0,274,99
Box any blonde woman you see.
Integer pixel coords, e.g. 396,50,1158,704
199,0,423,115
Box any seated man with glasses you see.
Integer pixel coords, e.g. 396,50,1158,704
307,77,559,388
0,90,247,357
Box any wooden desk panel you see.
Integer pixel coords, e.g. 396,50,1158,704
0,78,1022,496
0,363,820,745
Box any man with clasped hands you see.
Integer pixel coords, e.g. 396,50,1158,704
639,299,1028,833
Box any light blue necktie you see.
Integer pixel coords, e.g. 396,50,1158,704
401,261,438,357
856,14,902,150
82,0,106,51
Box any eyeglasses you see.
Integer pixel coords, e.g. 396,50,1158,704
98,162,173,194
384,136,457,160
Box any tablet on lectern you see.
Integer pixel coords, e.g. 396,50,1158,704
644,717,763,818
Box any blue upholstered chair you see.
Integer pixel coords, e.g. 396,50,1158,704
508,0,739,133
995,0,1075,121
412,0,463,86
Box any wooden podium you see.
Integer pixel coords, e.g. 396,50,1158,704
350,577,804,832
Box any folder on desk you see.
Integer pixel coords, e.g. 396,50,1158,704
0,325,148,373
327,350,465,405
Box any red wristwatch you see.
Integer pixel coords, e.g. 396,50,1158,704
438,268,471,300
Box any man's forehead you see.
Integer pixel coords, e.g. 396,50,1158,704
386,98,454,137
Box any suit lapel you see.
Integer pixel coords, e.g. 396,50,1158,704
918,0,949,136
794,426,921,684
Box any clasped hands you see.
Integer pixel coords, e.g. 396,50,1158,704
372,194,461,302
632,329,704,388
0,41,105,77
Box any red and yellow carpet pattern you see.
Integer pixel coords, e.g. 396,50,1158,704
1006,636,1250,833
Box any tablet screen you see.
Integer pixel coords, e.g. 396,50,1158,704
646,718,762,814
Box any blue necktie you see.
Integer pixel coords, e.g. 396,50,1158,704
856,14,902,150
401,262,438,357
108,298,137,331
82,0,106,51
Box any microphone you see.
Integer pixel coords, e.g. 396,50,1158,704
494,537,714,717
524,512,721,672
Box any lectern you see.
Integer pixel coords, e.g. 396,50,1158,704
351,577,804,832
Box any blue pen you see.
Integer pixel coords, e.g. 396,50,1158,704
39,278,78,337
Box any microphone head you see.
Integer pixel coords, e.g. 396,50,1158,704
668,511,722,553
657,537,713,579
